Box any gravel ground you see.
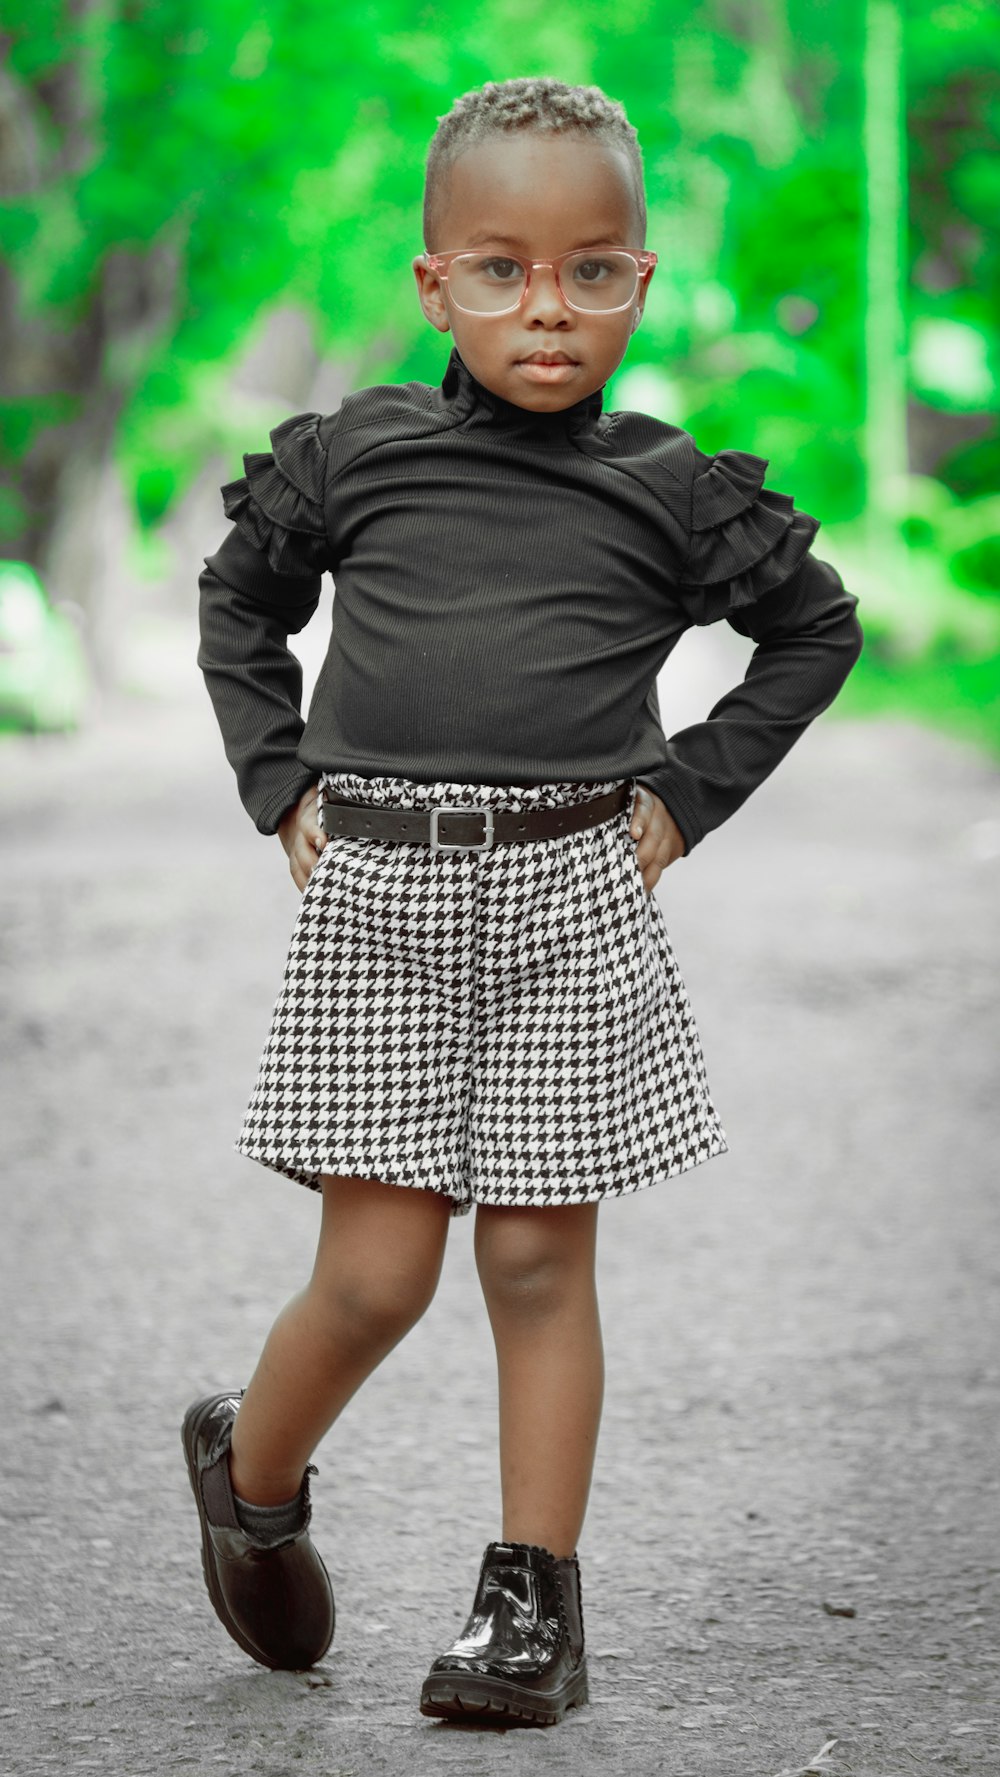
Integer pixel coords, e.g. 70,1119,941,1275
1,657,998,1777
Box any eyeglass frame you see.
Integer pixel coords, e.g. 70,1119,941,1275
420,247,658,316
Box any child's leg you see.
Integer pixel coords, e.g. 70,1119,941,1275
229,1173,453,1504
473,1202,603,1559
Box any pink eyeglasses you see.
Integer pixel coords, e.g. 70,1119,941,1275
421,247,657,316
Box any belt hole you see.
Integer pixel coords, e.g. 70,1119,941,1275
518,823,525,832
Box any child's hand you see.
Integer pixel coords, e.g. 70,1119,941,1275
277,784,326,891
629,785,686,896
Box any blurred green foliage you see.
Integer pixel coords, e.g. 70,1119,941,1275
1,0,997,742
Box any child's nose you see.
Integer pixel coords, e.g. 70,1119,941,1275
522,264,573,323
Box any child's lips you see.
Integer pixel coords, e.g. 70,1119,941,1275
515,356,579,382
518,352,578,365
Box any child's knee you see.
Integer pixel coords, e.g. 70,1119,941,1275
313,1175,450,1343
475,1210,596,1320
317,1262,439,1347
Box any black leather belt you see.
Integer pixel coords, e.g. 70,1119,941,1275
319,782,631,852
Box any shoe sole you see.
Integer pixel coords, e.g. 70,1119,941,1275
419,1662,589,1726
182,1392,334,1670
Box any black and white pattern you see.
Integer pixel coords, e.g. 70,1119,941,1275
237,772,728,1214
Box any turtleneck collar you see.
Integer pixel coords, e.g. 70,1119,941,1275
440,346,605,439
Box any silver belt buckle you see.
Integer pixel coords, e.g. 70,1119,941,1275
428,805,494,854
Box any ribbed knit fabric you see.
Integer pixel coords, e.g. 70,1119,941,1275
232,1488,306,1548
197,346,863,849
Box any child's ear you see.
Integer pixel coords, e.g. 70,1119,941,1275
412,256,451,334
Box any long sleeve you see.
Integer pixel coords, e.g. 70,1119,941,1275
638,450,864,852
196,411,333,833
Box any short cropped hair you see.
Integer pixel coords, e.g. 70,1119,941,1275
423,76,646,250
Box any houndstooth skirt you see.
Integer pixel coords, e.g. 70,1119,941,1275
236,771,728,1215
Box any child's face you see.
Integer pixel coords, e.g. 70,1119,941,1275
413,132,653,413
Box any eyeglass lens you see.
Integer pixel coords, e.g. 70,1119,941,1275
446,250,640,313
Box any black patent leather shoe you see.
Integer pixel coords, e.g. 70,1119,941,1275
419,1541,588,1726
181,1390,335,1670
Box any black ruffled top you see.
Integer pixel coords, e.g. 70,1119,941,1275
198,346,862,844
220,410,329,579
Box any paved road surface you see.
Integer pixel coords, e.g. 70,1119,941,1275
2,644,998,1776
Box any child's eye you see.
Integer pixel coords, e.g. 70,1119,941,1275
474,257,523,283
573,258,616,283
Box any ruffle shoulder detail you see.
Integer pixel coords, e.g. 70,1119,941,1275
683,448,820,610
220,411,329,577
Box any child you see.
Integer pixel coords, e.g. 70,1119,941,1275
185,76,863,1725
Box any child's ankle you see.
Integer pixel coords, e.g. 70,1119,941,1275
228,1442,304,1509
231,1485,307,1547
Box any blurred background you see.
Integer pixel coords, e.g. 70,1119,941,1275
0,0,997,749
3,14,1000,1771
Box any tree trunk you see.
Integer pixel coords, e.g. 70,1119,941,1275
0,29,179,685
863,0,909,559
